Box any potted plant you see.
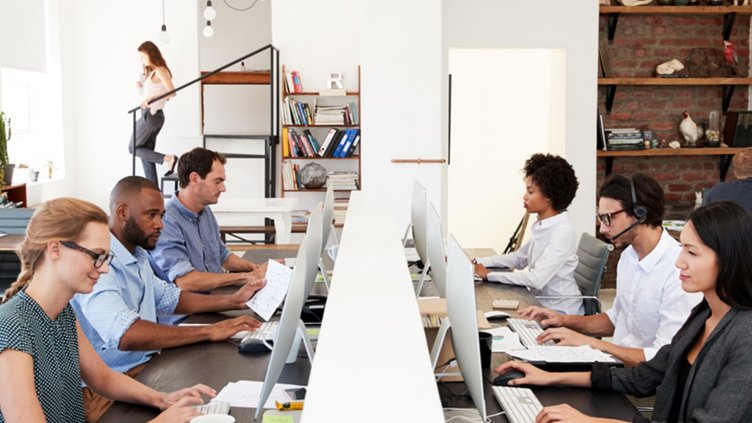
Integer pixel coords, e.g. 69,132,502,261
0,112,11,185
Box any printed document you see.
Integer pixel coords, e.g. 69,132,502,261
246,259,293,321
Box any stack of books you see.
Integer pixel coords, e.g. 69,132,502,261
0,192,21,209
333,198,349,225
313,102,356,125
281,160,301,190
327,171,358,191
606,128,644,151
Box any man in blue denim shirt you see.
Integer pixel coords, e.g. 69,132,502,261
73,176,265,416
153,148,267,292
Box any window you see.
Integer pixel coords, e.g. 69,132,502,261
0,66,65,183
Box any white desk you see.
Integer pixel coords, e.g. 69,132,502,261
302,192,444,423
210,198,299,244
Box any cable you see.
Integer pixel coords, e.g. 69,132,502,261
223,0,260,12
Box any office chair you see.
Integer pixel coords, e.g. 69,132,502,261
503,213,530,254
318,182,338,291
535,232,613,316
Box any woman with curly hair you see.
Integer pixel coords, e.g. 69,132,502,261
473,153,583,314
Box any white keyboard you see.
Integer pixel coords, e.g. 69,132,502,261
195,401,231,415
492,299,519,310
507,318,554,348
491,386,543,423
241,321,279,343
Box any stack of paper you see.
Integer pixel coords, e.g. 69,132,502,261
213,380,304,409
481,327,525,353
509,345,618,363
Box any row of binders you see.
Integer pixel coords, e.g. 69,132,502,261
283,98,357,126
282,128,360,158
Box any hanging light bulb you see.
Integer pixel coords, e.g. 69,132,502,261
159,0,170,44
203,1,217,20
203,21,214,38
159,24,171,43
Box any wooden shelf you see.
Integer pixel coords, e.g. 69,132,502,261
1,184,27,208
598,77,752,85
597,147,744,157
285,91,359,96
598,148,744,181
200,71,272,85
600,5,752,15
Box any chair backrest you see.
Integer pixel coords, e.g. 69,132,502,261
574,232,613,315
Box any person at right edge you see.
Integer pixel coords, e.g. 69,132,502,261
129,41,178,186
498,201,752,422
520,174,701,366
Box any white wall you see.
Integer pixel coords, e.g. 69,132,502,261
443,0,599,240
0,0,47,72
60,0,200,210
447,49,566,253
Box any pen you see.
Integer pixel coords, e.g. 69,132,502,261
275,400,304,411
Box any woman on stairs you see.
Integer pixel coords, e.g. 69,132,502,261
129,41,178,186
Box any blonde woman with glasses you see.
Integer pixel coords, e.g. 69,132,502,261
0,198,211,423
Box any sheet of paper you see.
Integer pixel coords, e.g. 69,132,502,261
247,260,293,321
509,345,618,363
213,380,303,409
263,414,295,423
481,327,525,352
284,257,296,267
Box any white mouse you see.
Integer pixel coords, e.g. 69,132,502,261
484,310,510,321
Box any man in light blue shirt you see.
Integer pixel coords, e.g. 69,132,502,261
153,148,267,292
73,176,265,375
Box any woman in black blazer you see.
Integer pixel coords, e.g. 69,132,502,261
497,201,752,423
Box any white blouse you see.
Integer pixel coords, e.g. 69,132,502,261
477,212,584,315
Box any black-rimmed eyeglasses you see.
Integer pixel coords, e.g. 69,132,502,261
60,241,115,268
596,209,625,227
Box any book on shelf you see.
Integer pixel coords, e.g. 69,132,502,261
597,113,607,151
327,171,359,191
285,70,303,93
333,197,350,225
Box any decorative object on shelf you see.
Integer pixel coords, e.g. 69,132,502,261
599,0,611,4
707,0,722,4
685,47,738,77
45,161,54,180
620,0,651,5
723,41,738,67
321,72,346,96
733,0,751,6
669,140,682,149
656,58,688,77
672,0,690,5
299,162,328,189
707,109,721,147
158,0,170,44
0,112,11,186
658,0,672,4
680,111,703,147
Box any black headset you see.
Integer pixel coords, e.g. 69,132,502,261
610,177,648,242
629,177,648,223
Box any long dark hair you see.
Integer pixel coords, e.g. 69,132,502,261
138,41,172,77
688,201,752,309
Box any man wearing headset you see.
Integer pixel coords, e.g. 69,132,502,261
519,173,702,366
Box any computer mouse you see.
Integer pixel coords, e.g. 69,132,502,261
238,337,272,353
492,370,525,386
484,310,510,321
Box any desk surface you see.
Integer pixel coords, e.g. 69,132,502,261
98,234,639,422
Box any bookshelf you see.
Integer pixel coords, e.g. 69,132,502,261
280,66,361,208
597,4,751,182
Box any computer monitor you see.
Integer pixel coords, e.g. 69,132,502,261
427,202,447,298
255,205,323,420
411,181,431,295
445,234,487,422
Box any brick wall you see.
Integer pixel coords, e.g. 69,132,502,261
597,11,749,288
